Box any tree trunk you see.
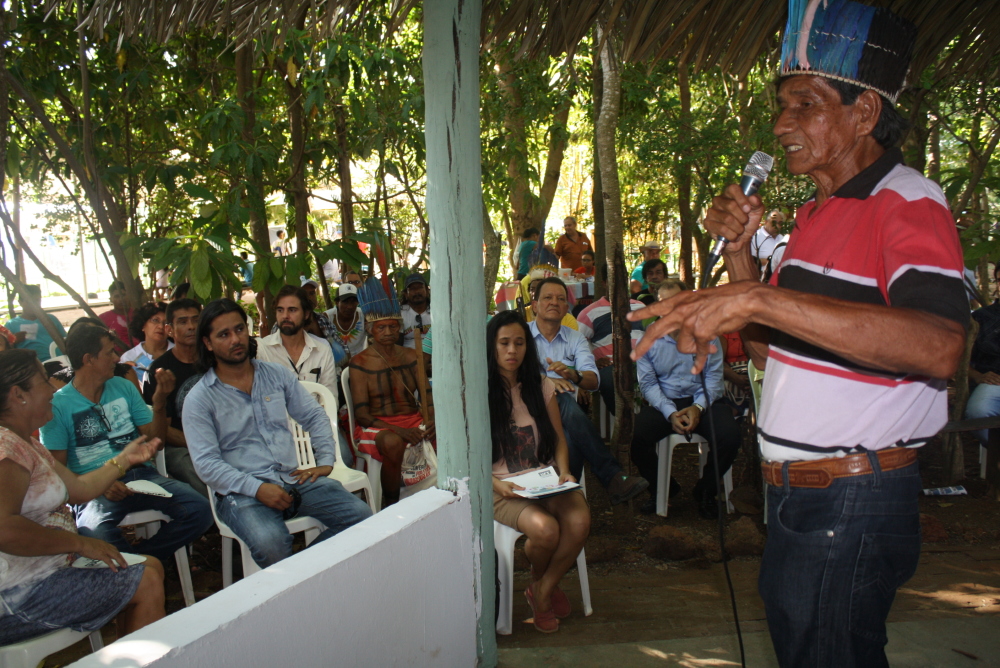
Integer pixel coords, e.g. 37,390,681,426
334,103,355,238
278,7,310,257
943,319,978,483
76,0,143,307
591,34,606,300
596,27,634,520
483,198,502,309
675,61,695,287
423,0,495,661
498,59,571,240
235,45,273,332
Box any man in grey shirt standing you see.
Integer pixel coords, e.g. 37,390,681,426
184,299,371,568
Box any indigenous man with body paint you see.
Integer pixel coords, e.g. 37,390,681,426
629,2,968,666
349,277,435,506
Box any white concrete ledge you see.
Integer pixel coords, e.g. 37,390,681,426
70,488,477,667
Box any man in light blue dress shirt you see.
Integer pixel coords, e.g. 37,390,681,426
631,333,741,518
530,278,649,505
184,299,372,568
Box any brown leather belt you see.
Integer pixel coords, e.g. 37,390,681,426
762,447,918,489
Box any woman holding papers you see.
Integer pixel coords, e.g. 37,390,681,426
488,311,591,634
0,349,166,645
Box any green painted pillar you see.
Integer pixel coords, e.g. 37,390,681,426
423,0,497,664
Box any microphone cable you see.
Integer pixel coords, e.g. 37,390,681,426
699,368,746,668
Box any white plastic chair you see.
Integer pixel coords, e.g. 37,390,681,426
654,433,734,517
342,367,382,511
48,341,59,359
117,449,196,607
0,627,103,668
207,488,325,588
295,381,377,513
495,477,592,635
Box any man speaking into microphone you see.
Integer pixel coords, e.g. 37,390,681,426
630,2,967,666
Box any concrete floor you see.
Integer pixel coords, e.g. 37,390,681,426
497,544,1000,667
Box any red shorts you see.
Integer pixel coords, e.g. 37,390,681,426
353,412,430,462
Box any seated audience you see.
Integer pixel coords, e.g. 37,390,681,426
629,309,740,518
323,283,367,361
400,274,431,349
143,299,207,497
350,278,434,506
530,277,648,505
488,311,590,634
518,266,579,329
277,279,348,364
0,349,165,644
517,228,540,280
634,259,668,305
6,284,66,362
256,285,352,465
572,250,596,278
629,241,661,295
99,281,135,352
40,325,212,561
720,330,752,416
120,302,173,385
966,280,1000,448
184,300,371,568
576,295,645,416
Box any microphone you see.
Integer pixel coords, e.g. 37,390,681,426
700,151,774,289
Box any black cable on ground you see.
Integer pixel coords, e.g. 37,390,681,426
700,370,746,668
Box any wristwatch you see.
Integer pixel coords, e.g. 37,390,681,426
692,403,705,413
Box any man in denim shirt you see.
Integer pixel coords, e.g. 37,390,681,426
630,333,741,518
184,299,371,568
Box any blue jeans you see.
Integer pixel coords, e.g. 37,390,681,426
556,391,623,487
758,456,922,668
216,477,372,568
76,466,213,563
965,382,1000,445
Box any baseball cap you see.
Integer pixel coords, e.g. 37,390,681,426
337,283,359,301
404,273,427,289
300,278,319,289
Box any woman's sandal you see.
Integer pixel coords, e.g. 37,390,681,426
524,584,559,633
550,585,571,619
530,567,571,619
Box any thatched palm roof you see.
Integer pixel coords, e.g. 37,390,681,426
59,0,999,79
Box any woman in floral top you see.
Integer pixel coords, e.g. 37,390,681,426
0,349,165,645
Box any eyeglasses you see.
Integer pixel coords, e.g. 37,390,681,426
92,405,112,433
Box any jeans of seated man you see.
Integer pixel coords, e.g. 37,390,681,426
216,477,372,568
630,397,741,498
598,364,616,416
759,457,921,668
555,391,622,487
965,381,1000,445
75,467,214,563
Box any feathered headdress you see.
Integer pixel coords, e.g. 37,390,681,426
780,0,916,104
357,275,402,323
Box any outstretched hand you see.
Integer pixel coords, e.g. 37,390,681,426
628,281,761,373
119,435,162,467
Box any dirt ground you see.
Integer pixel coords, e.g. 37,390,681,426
43,429,1000,666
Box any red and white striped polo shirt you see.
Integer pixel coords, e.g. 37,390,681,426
759,148,968,462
